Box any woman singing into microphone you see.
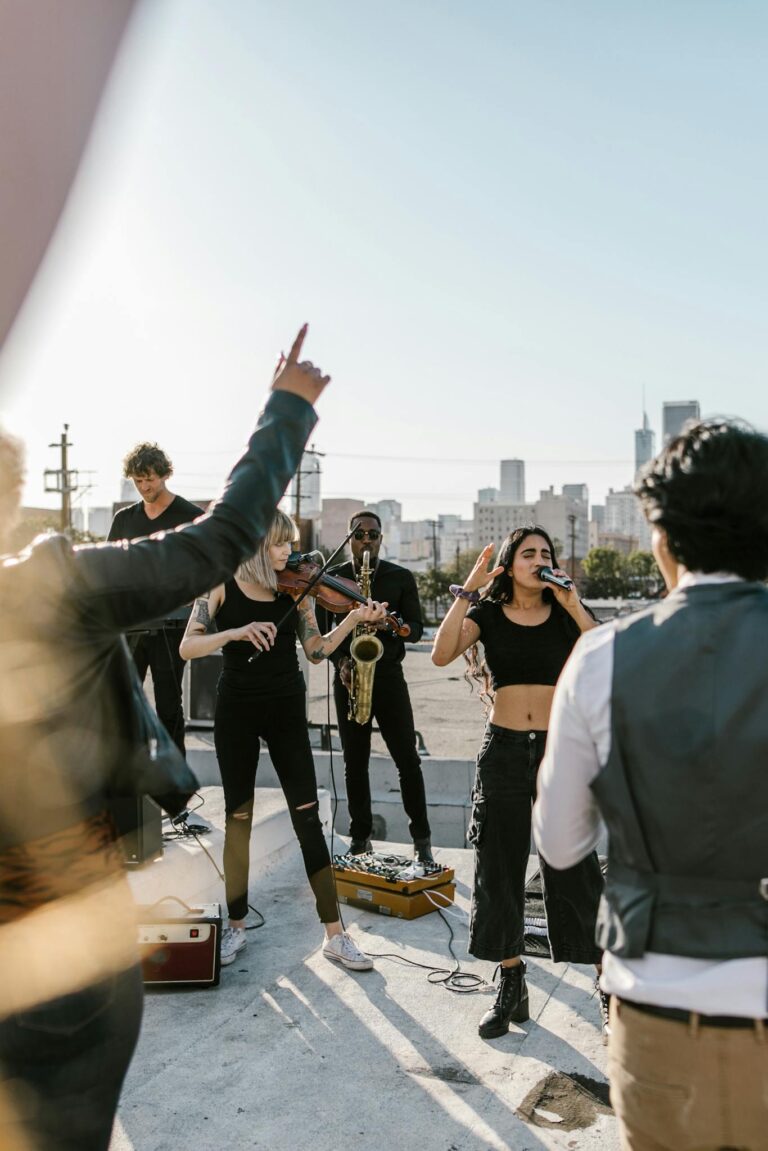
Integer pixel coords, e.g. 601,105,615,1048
180,509,386,970
432,526,603,1039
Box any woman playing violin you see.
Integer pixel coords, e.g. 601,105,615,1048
180,509,387,970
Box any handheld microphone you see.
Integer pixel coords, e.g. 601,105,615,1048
537,566,574,590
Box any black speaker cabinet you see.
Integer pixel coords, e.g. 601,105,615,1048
108,796,163,865
185,652,223,725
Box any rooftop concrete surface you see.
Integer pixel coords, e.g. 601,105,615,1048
112,819,617,1151
113,644,619,1148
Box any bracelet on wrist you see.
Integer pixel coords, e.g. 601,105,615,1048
449,584,480,603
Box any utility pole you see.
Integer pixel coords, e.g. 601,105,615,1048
44,423,78,533
567,513,577,580
427,519,440,620
293,443,325,544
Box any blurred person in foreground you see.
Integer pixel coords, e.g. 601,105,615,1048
534,418,768,1151
0,327,326,1151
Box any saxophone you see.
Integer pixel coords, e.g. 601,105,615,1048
347,550,383,725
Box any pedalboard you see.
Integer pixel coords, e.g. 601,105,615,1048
333,852,456,920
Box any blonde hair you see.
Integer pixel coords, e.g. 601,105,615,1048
236,509,297,590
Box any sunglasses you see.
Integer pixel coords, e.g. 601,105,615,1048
353,528,381,541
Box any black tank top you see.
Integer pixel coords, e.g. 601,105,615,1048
216,579,305,699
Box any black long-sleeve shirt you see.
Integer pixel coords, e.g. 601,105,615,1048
318,558,423,675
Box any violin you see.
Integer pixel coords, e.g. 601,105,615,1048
276,556,411,638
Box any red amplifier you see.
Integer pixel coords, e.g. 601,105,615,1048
137,901,222,988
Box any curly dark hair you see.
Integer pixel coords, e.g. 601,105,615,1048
464,525,586,708
122,442,172,479
635,418,768,581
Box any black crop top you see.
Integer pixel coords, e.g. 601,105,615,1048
215,579,305,698
466,599,577,690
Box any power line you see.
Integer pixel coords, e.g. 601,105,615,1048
170,450,635,467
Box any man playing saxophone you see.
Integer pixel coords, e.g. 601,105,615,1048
319,511,433,862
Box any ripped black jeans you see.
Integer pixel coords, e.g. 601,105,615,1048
468,725,602,965
215,691,337,923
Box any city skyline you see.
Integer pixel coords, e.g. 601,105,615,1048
28,396,695,528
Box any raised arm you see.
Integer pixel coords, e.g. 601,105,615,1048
431,543,502,666
73,327,327,633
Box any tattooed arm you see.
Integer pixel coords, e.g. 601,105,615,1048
296,595,388,663
179,586,225,660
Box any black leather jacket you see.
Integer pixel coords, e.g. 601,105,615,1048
0,390,316,851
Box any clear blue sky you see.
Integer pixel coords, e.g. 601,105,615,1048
2,0,766,522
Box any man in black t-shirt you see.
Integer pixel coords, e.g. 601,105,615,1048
319,510,432,861
108,442,203,757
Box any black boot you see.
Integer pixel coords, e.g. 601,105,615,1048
413,837,435,865
478,961,529,1038
347,838,372,856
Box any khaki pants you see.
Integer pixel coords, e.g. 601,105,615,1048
608,998,768,1151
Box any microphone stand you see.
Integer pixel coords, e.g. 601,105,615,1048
247,526,357,663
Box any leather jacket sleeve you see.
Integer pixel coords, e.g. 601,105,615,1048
72,390,316,632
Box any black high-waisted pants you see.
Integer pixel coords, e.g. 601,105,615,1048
468,724,602,964
214,691,337,923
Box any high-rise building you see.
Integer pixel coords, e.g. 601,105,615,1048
635,411,655,477
662,401,700,445
500,459,525,504
477,487,498,504
563,483,588,506
604,486,652,551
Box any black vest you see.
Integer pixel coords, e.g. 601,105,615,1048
591,581,768,961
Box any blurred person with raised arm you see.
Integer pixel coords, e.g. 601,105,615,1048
0,327,326,1151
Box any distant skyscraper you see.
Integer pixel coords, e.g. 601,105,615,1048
635,411,655,477
663,401,700,446
563,483,589,506
500,459,525,503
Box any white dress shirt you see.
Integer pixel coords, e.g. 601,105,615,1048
533,572,768,1017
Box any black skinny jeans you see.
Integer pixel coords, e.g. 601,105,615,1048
214,691,337,923
334,666,430,843
129,628,187,757
0,964,143,1151
468,724,602,964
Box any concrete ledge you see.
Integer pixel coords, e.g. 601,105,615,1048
127,786,332,911
187,736,475,848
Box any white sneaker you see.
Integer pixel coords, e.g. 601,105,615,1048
322,931,373,972
220,925,247,966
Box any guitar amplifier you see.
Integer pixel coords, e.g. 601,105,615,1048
137,901,222,987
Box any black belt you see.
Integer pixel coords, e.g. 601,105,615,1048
620,998,765,1030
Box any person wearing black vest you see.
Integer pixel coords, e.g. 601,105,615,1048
534,419,768,1151
318,511,432,861
107,442,203,759
180,509,387,972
